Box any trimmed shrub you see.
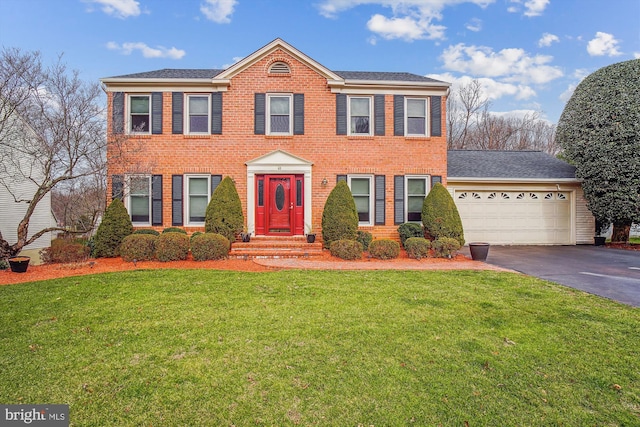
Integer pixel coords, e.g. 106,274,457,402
40,238,91,264
162,227,187,234
119,234,157,262
356,230,373,251
398,223,424,248
191,233,230,261
368,239,400,260
155,232,190,262
205,176,244,242
422,183,465,246
404,237,431,260
329,239,363,260
93,199,133,258
432,237,461,258
133,229,160,236
322,181,359,248
190,231,203,241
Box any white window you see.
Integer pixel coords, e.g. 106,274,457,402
128,95,151,134
348,175,374,226
406,98,428,136
267,94,292,135
348,96,372,136
127,175,151,225
185,175,210,225
186,94,211,134
405,176,429,222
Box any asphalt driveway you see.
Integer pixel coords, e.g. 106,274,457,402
461,245,640,307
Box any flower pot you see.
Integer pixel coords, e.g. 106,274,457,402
241,233,251,243
8,256,30,273
594,236,606,246
306,234,316,243
469,242,490,261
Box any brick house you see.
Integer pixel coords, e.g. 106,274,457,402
101,38,450,242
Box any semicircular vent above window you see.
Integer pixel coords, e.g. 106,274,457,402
269,62,291,74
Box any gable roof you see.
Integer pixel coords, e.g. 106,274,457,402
447,150,577,180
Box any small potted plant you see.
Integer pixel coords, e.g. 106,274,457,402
8,256,31,273
241,227,251,243
594,219,608,246
305,224,317,243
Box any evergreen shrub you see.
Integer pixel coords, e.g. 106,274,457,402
191,233,230,261
404,237,431,260
162,227,187,234
93,199,133,258
422,183,465,246
155,232,190,262
40,238,91,264
329,239,363,260
368,239,400,260
322,181,359,248
119,234,157,262
356,230,373,251
205,177,244,242
432,237,461,258
133,229,160,236
398,223,424,248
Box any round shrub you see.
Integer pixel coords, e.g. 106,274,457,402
190,231,203,241
322,181,359,248
398,223,424,248
404,237,431,260
133,229,160,236
162,227,187,234
191,233,230,261
205,176,244,242
422,183,465,246
155,232,190,262
368,239,400,260
432,237,461,258
119,234,157,262
93,198,133,258
356,230,373,251
329,239,363,260
40,238,91,264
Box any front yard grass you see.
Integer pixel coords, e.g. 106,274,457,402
1,269,638,425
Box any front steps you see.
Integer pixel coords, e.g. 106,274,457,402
229,236,324,259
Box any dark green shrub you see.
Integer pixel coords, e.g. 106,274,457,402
133,229,160,236
205,176,244,242
93,198,133,258
422,183,465,246
190,231,203,241
39,238,91,264
431,237,461,258
368,239,400,260
155,232,190,262
322,181,359,248
119,234,157,262
398,223,424,248
329,239,363,260
404,237,431,260
191,233,230,261
162,227,187,234
356,230,373,251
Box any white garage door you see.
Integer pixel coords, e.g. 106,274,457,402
454,190,572,245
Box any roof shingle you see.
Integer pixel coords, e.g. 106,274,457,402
447,150,576,179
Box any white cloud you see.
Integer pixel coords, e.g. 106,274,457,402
507,0,548,16
85,0,141,18
428,73,536,101
200,0,237,24
538,32,559,47
106,42,186,59
635,52,640,59
366,14,446,41
587,32,622,56
465,18,482,32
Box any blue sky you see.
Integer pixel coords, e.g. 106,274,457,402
1,0,638,123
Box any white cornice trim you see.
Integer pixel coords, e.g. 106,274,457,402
447,177,581,184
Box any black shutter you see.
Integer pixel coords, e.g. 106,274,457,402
111,175,124,200
151,175,163,225
211,92,222,135
293,93,304,135
152,92,163,134
211,175,222,194
336,94,347,135
172,175,183,226
394,95,404,136
337,175,347,183
374,94,385,136
112,92,124,134
172,92,183,134
375,175,385,225
394,175,405,224
431,175,442,187
431,96,442,137
255,93,265,135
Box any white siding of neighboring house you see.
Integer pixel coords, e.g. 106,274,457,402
575,186,595,244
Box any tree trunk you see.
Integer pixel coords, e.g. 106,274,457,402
611,223,631,243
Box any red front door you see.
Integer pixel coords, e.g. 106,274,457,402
268,176,293,233
255,174,304,236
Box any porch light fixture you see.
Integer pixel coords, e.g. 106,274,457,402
321,177,328,187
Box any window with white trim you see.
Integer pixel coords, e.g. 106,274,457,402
185,175,210,225
348,175,374,225
406,176,429,222
128,95,151,134
127,175,151,225
267,94,292,135
186,94,211,134
349,96,372,136
406,98,428,136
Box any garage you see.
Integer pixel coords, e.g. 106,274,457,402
447,150,595,245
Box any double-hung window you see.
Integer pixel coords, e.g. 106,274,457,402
186,94,211,134
185,175,210,225
129,95,151,133
348,175,374,225
128,175,151,224
406,98,428,136
267,94,292,135
349,96,372,135
406,176,429,222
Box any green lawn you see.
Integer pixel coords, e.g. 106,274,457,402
1,269,638,426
